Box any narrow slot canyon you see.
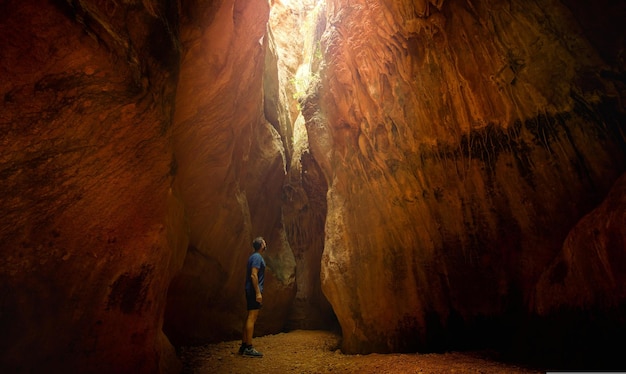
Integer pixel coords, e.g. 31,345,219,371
1,0,625,373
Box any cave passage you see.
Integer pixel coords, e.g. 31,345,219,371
1,0,625,372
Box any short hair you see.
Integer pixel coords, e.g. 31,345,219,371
252,237,265,251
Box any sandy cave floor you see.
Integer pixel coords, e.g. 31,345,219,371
179,330,545,373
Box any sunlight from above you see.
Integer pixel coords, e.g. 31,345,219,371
278,0,322,8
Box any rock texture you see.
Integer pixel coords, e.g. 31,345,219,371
162,0,297,345
1,0,625,371
529,173,626,366
0,0,181,372
267,0,337,331
534,172,626,312
302,0,626,355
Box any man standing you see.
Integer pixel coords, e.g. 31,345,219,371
239,236,266,357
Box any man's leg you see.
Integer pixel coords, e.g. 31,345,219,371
241,315,249,347
244,309,259,346
242,309,263,357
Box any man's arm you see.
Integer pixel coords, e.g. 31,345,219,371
250,267,262,303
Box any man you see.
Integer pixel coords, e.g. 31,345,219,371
239,236,266,357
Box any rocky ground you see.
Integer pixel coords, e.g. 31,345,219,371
179,330,544,373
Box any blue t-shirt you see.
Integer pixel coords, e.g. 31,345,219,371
245,252,266,294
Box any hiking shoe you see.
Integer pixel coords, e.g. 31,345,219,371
238,344,246,355
242,346,263,358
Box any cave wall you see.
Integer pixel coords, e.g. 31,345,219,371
265,0,336,331
534,172,626,312
303,0,626,354
0,0,182,372
2,0,625,371
529,173,626,366
162,0,297,345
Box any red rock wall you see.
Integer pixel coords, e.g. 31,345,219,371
307,0,626,353
162,0,297,345
529,172,626,365
0,0,182,372
266,0,337,331
534,172,626,312
2,0,625,370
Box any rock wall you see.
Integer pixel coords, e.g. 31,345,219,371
305,0,626,354
529,172,626,366
0,0,182,372
266,0,337,331
162,0,297,345
1,0,625,371
534,173,626,312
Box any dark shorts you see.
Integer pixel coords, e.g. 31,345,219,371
246,290,262,311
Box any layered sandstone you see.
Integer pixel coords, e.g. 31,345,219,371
1,0,625,372
162,0,297,345
304,0,626,354
267,0,337,330
0,0,181,372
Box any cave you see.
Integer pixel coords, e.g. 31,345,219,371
1,0,625,372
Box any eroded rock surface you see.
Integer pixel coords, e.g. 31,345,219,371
534,172,626,312
305,0,626,354
0,0,181,372
267,0,337,331
162,0,297,345
1,0,625,371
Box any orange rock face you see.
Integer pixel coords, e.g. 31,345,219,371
306,0,626,354
267,0,337,331
1,0,625,371
0,0,181,372
162,0,297,345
